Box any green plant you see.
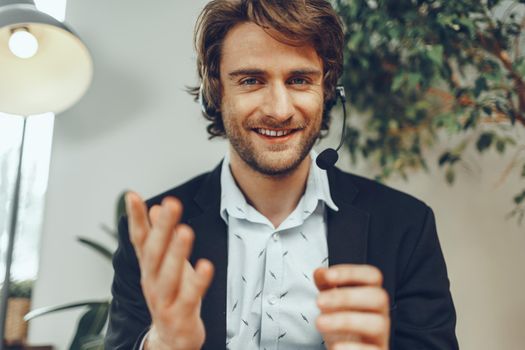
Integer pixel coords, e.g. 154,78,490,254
334,0,525,223
25,192,126,350
8,280,33,299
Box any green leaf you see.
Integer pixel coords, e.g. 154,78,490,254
8,280,33,298
69,303,110,350
514,190,525,205
476,132,494,153
438,152,451,166
407,73,422,89
391,73,405,92
496,139,506,154
77,237,114,261
25,300,109,321
503,137,516,146
513,58,525,77
347,31,364,51
464,110,479,130
116,191,128,226
474,77,488,97
445,167,455,184
522,164,525,177
427,45,444,66
481,106,492,116
79,335,105,350
438,151,460,167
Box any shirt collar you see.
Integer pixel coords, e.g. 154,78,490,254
220,149,339,224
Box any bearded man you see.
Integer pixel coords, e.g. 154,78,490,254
105,1,459,349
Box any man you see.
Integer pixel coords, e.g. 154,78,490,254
105,1,459,349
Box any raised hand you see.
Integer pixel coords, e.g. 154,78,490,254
314,264,390,350
125,192,214,350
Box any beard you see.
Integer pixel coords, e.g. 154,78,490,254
224,116,321,177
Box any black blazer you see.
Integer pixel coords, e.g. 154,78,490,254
105,163,459,350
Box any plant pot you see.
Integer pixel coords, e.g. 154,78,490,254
5,297,31,345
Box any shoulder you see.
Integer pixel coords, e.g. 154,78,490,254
329,167,430,220
142,161,223,218
145,171,209,207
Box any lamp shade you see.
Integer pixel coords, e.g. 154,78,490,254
0,0,92,115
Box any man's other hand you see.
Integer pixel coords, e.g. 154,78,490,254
125,192,214,350
314,264,390,350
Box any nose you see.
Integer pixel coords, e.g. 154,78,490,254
261,82,294,122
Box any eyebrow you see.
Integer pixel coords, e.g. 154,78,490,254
227,68,322,80
228,69,265,79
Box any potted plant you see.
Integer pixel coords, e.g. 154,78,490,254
5,279,33,345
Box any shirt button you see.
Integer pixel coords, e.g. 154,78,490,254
268,295,278,305
272,233,279,242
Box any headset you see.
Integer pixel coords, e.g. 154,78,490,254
198,84,347,170
315,85,347,170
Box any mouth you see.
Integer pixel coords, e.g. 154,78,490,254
253,128,299,139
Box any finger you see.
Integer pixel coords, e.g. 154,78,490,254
314,267,331,291
148,204,161,225
175,258,215,317
193,259,215,298
125,192,150,258
317,312,389,344
156,224,195,304
317,287,389,315
315,265,383,290
142,197,183,276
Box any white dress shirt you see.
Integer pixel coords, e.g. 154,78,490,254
221,150,338,350
139,150,338,350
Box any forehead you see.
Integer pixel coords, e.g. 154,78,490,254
220,22,323,73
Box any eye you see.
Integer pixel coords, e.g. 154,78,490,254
240,77,260,85
288,77,309,85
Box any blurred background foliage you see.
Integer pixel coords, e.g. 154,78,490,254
334,0,525,223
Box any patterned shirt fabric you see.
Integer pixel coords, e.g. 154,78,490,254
221,150,338,350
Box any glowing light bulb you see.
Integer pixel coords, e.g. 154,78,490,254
8,28,39,59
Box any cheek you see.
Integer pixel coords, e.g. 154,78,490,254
294,91,324,122
222,94,260,125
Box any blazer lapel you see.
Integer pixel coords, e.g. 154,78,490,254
187,163,228,350
326,167,370,266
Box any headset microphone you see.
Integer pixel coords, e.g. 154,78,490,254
316,86,347,170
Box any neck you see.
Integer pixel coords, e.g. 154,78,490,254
229,148,311,228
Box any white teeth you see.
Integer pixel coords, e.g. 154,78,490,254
256,128,293,137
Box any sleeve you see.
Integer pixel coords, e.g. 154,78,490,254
392,206,459,350
104,216,152,350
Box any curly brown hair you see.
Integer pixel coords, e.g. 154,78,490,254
189,0,344,138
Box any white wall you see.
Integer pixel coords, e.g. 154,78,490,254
28,1,525,349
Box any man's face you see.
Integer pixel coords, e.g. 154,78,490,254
219,22,324,176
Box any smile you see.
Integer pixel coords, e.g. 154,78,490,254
255,128,295,137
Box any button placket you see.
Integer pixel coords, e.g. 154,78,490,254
260,229,284,350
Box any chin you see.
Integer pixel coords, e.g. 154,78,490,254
249,150,310,177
